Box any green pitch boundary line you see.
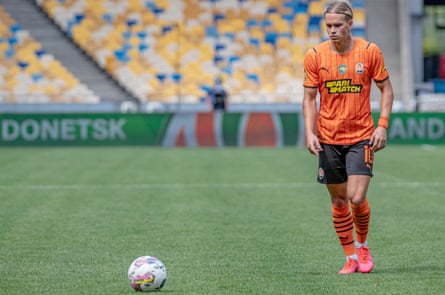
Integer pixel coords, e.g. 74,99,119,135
0,182,444,190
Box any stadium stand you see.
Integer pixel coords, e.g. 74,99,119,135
33,0,366,104
0,5,99,103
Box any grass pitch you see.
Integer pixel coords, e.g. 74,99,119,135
0,146,444,294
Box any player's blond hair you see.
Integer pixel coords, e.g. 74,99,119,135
323,1,354,21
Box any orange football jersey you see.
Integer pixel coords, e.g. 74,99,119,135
303,38,389,145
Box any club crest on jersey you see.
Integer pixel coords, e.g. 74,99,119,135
355,62,364,74
338,64,347,74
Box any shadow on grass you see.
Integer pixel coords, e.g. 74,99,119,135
374,265,445,274
298,264,445,276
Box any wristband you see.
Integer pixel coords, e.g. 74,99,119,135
378,117,389,129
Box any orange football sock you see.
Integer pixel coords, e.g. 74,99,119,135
351,199,371,244
332,203,355,256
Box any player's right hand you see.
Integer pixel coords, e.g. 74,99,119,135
306,135,323,155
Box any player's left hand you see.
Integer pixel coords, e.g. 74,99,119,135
370,127,387,152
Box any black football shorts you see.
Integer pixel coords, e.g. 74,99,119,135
317,140,374,184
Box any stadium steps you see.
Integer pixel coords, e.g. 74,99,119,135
0,0,136,103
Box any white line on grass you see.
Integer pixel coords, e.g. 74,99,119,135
0,182,443,190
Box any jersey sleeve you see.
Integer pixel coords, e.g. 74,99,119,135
368,43,389,82
303,49,319,88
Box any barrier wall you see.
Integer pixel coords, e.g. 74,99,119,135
385,113,445,144
0,112,444,146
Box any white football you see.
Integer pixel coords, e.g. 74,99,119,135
128,256,167,292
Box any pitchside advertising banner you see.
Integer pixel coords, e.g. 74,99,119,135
0,112,444,146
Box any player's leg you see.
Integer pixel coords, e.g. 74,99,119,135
347,176,371,244
327,183,358,274
318,144,357,274
346,141,374,273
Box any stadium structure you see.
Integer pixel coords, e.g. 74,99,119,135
0,0,442,113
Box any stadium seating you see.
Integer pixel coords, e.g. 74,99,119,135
33,0,365,104
0,5,99,103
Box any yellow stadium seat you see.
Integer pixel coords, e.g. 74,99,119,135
72,23,92,49
309,1,324,15
354,8,366,27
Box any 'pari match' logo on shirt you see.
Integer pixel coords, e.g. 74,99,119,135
325,79,362,94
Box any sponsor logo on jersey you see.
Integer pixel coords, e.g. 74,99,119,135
325,79,362,94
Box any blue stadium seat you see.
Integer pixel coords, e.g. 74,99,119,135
352,27,366,38
351,1,365,8
432,79,445,93
308,15,322,34
246,19,258,30
172,73,182,84
265,31,278,47
246,73,259,85
206,26,219,38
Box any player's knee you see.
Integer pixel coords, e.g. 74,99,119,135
331,197,348,207
349,196,367,206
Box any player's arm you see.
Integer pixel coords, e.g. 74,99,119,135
370,78,394,151
303,86,323,155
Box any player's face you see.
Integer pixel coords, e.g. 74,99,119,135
324,13,352,43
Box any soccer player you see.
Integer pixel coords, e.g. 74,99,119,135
302,1,394,274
